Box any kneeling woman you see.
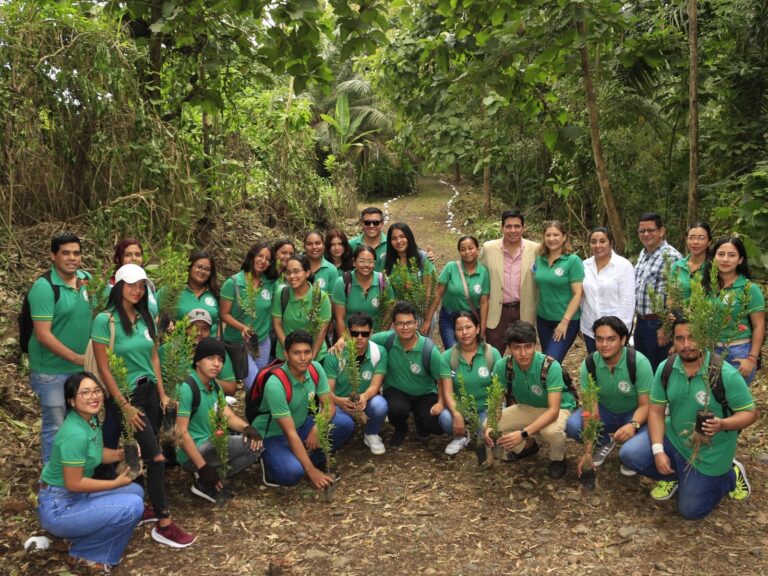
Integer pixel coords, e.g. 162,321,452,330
92,264,194,548
38,372,144,572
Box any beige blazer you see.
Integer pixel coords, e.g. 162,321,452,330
479,237,540,328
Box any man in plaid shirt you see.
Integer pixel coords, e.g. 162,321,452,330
634,213,682,370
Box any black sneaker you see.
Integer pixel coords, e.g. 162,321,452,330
389,429,407,449
548,459,567,479
501,439,540,463
190,479,217,504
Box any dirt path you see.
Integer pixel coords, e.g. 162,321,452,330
3,178,768,576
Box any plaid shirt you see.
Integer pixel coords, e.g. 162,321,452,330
634,240,682,315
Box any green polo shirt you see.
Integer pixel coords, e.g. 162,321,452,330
349,232,387,271
252,360,330,438
438,261,490,313
331,271,394,332
27,268,93,374
323,342,388,397
176,371,221,465
371,331,450,396
579,348,653,414
272,284,332,361
311,258,339,294
443,344,501,411
712,274,765,343
669,256,705,302
159,285,220,336
492,352,576,410
41,411,102,486
534,253,584,321
91,311,156,392
651,352,754,475
379,252,436,280
221,272,276,343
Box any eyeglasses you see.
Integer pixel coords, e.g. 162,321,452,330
193,265,212,273
362,220,382,227
77,387,104,399
350,330,371,337
356,260,375,266
254,254,271,263
394,321,416,329
637,228,659,235
687,235,709,242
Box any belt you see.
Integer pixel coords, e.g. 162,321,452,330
39,482,51,489
717,338,751,347
502,302,520,309
637,314,658,321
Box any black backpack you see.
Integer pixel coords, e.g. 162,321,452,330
504,354,578,405
245,359,321,425
660,353,730,416
342,271,387,299
19,271,60,354
584,346,637,387
180,374,221,419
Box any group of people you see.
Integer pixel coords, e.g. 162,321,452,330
24,206,764,572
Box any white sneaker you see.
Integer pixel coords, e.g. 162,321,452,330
363,434,386,455
445,435,470,456
620,464,637,477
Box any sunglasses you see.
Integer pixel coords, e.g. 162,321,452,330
362,220,382,227
350,330,371,337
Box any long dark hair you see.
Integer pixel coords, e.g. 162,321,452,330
188,250,219,299
713,236,751,281
108,280,157,339
384,222,423,275
325,228,354,272
241,242,277,281
64,372,102,413
686,221,713,292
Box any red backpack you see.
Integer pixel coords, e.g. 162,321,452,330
245,359,320,424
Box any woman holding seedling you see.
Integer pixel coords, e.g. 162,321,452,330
92,263,195,548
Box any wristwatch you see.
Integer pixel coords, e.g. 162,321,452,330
520,428,529,439
631,420,641,430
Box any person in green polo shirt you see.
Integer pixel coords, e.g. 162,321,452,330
158,250,221,336
566,316,652,472
486,321,576,479
256,330,354,488
349,207,388,271
533,221,584,362
303,230,339,293
619,317,757,519
370,301,457,449
273,255,332,362
669,221,712,302
28,232,93,464
324,312,389,455
177,338,263,503
37,372,144,572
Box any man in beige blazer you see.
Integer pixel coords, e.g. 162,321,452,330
479,209,539,354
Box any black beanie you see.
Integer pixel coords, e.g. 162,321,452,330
194,337,226,364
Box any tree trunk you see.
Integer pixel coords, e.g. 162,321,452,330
687,0,699,224
576,21,626,254
454,162,461,183
483,147,491,217
148,0,163,107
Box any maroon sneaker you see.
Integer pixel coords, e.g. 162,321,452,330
138,504,157,525
151,522,196,548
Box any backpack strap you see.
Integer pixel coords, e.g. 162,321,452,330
280,285,290,315
540,355,553,388
708,353,730,417
504,357,516,405
449,345,460,372
183,374,220,419
660,354,677,399
626,346,637,385
270,367,293,405
343,271,353,299
383,331,397,351
421,337,434,379
231,274,242,303
307,363,320,388
585,352,598,384
454,261,479,318
482,343,495,373
368,341,381,369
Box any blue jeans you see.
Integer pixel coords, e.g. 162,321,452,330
29,372,69,464
583,334,596,354
619,430,735,520
438,308,457,349
634,317,668,372
262,412,354,486
536,316,580,363
340,394,388,435
38,483,144,566
716,342,756,385
437,408,471,437
244,337,273,393
566,405,639,446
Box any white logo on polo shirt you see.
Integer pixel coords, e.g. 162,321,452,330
262,289,271,300
531,385,543,396
308,390,316,403
318,279,326,288
618,381,631,393
473,284,482,294
144,329,152,342
410,363,421,374
696,391,707,406
205,296,216,307
478,366,490,378
362,370,372,380
82,291,90,302
372,297,380,308
554,267,565,277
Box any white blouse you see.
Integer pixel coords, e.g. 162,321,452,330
580,251,636,338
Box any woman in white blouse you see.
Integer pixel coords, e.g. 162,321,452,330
581,227,636,353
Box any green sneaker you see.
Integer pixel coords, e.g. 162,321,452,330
728,459,751,501
650,480,678,501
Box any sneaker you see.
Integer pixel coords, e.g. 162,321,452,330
729,459,751,501
501,439,539,463
190,480,217,504
548,459,567,479
151,522,196,548
261,462,280,488
619,465,637,477
388,429,407,449
444,435,470,456
138,504,158,525
363,434,386,455
650,480,678,501
592,437,616,467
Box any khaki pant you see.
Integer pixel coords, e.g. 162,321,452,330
497,404,571,461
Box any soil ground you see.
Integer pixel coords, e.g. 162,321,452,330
1,176,768,575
